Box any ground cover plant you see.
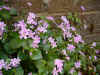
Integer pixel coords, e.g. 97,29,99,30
0,0,100,75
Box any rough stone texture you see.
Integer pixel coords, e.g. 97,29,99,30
82,0,100,43
8,0,81,13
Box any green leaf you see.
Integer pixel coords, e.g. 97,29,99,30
3,69,14,75
15,67,24,75
0,51,8,59
4,43,16,54
35,60,48,75
17,51,27,60
56,36,63,44
96,64,100,71
0,10,11,20
30,49,42,60
10,8,17,15
43,44,50,51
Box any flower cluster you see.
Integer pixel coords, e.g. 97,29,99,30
74,61,81,68
0,58,21,71
48,37,57,48
36,20,48,33
14,12,50,48
27,12,37,25
13,12,99,75
59,16,72,39
74,34,84,44
67,44,75,52
0,21,6,38
32,35,40,48
0,6,10,11
62,50,70,60
53,59,64,75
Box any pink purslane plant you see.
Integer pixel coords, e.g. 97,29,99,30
10,58,21,67
27,12,37,25
53,59,64,75
14,12,50,49
61,50,70,60
92,42,96,47
28,72,32,75
37,26,47,33
32,35,40,48
0,6,10,11
70,67,75,74
27,2,32,6
0,60,6,70
0,21,6,37
48,37,57,48
61,16,69,24
46,16,54,21
74,61,81,68
80,6,85,11
0,58,21,71
67,44,75,52
74,34,84,44
0,21,6,31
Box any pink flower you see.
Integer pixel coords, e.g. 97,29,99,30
32,35,40,48
48,37,57,48
70,68,75,74
33,35,40,44
52,67,58,75
28,12,36,19
0,59,6,70
74,61,81,68
74,34,84,44
43,22,48,28
54,59,64,73
80,6,85,11
67,44,75,52
96,50,100,54
43,39,46,44
0,8,2,10
28,30,35,39
0,21,6,30
29,52,32,56
27,2,32,6
28,72,32,75
94,56,97,60
0,71,3,75
92,42,96,47
27,12,37,25
66,32,72,38
66,56,70,60
46,16,54,20
61,16,69,24
78,72,82,75
71,26,76,31
19,29,29,39
48,37,54,43
2,6,10,10
10,58,21,67
52,42,57,48
61,50,67,56
4,63,11,70
37,26,47,33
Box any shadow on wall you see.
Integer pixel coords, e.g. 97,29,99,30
8,0,91,13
